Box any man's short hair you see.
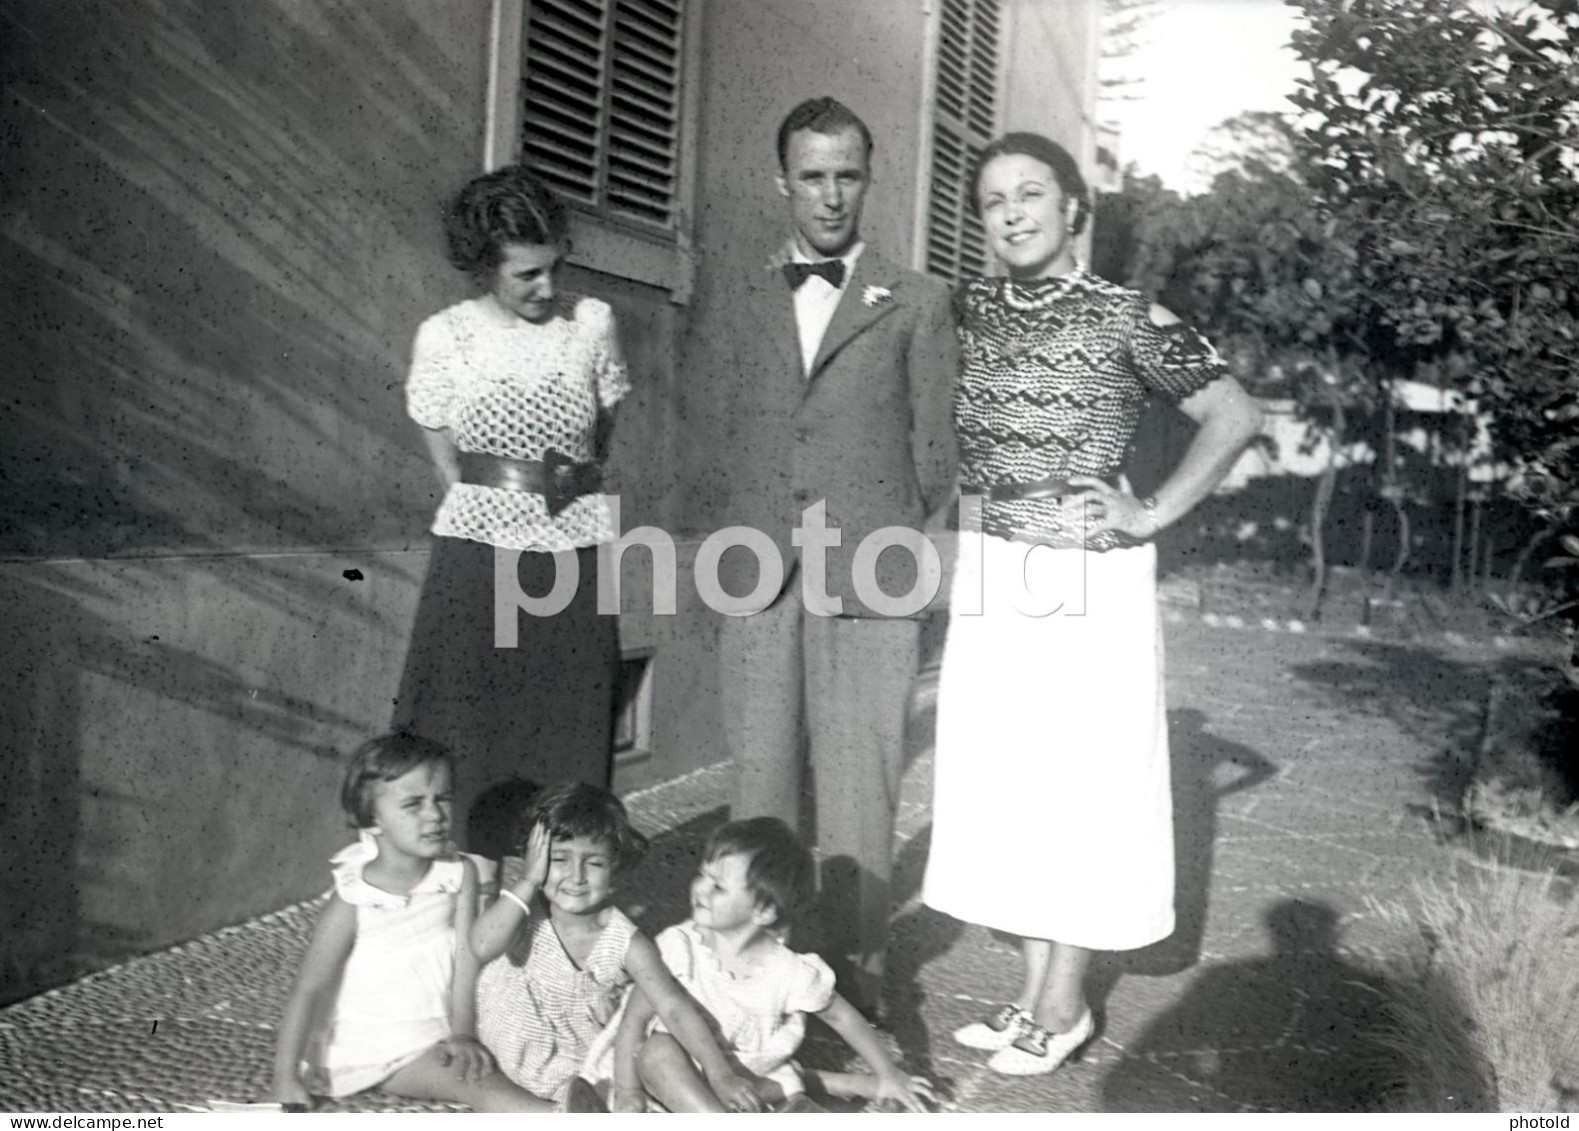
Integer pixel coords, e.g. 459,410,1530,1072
776,97,874,168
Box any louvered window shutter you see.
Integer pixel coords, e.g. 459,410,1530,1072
926,0,1002,283
521,0,684,232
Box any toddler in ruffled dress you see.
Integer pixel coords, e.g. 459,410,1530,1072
603,817,935,1112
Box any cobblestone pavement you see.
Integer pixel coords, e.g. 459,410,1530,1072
0,617,1505,1112
623,616,1492,1112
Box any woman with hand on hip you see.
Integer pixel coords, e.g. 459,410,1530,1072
395,166,628,826
922,133,1262,1076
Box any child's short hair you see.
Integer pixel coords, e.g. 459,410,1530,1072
703,817,816,929
523,782,649,873
340,731,455,829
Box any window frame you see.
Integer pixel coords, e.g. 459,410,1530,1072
486,0,701,303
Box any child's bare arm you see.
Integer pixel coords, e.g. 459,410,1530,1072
610,984,659,1113
271,895,356,1106
625,933,762,1113
804,1067,873,1098
470,823,548,962
438,857,495,1083
815,994,934,1112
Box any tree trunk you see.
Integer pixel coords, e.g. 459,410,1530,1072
1381,381,1409,601
1480,490,1497,582
1509,525,1551,588
1467,495,1483,591
1385,497,1410,601
1306,389,1345,622
1450,413,1470,594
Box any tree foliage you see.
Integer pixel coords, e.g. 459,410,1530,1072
1287,0,1579,519
1114,0,1579,615
1099,0,1161,109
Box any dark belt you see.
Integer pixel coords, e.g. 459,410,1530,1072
457,449,603,517
960,473,1119,504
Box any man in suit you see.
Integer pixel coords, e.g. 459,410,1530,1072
689,97,959,1013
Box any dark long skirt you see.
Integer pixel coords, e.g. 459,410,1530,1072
393,536,616,849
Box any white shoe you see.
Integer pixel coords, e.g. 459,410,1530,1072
952,1003,1033,1051
987,1009,1094,1076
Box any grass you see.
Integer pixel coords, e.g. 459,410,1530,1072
1367,866,1579,1112
1469,666,1579,851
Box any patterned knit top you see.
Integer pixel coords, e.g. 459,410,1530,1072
955,269,1227,551
406,294,630,552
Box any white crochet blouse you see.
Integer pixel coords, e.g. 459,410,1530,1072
406,294,630,552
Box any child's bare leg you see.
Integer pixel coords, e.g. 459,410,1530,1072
383,1047,553,1113
637,1032,726,1113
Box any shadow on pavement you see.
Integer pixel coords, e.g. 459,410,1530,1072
1288,639,1551,807
1099,900,1416,1112
1109,709,1278,982
882,828,964,1086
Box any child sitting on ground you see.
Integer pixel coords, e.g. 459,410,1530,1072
471,783,760,1111
271,732,542,1111
604,817,935,1112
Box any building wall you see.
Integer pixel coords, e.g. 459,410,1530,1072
1002,0,1100,162
0,0,1097,996
0,0,505,995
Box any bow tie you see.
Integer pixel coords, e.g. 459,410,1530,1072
782,259,846,290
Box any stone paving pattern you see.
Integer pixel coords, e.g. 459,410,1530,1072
0,617,1508,1112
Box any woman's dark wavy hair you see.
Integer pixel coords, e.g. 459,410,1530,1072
341,731,455,829
703,817,816,929
521,782,649,874
443,164,569,279
972,132,1091,236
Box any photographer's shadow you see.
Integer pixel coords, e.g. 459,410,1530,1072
1100,899,1420,1112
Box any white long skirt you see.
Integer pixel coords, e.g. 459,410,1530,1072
921,531,1175,951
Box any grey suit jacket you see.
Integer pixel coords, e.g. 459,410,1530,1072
686,247,960,618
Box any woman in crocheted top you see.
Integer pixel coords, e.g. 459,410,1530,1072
393,165,629,827
921,133,1262,1077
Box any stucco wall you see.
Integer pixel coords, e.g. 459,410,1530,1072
0,0,504,996
1003,0,1101,162
687,0,932,279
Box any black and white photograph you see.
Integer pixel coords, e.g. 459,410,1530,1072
2,0,1576,1115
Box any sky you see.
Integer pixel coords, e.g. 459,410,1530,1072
1102,0,1307,194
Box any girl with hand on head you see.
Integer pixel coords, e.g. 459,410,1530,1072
471,783,756,1112
271,733,542,1111
601,817,935,1113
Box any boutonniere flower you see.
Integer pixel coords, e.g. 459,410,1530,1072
862,285,893,308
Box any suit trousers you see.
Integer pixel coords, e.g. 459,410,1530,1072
721,584,922,1001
